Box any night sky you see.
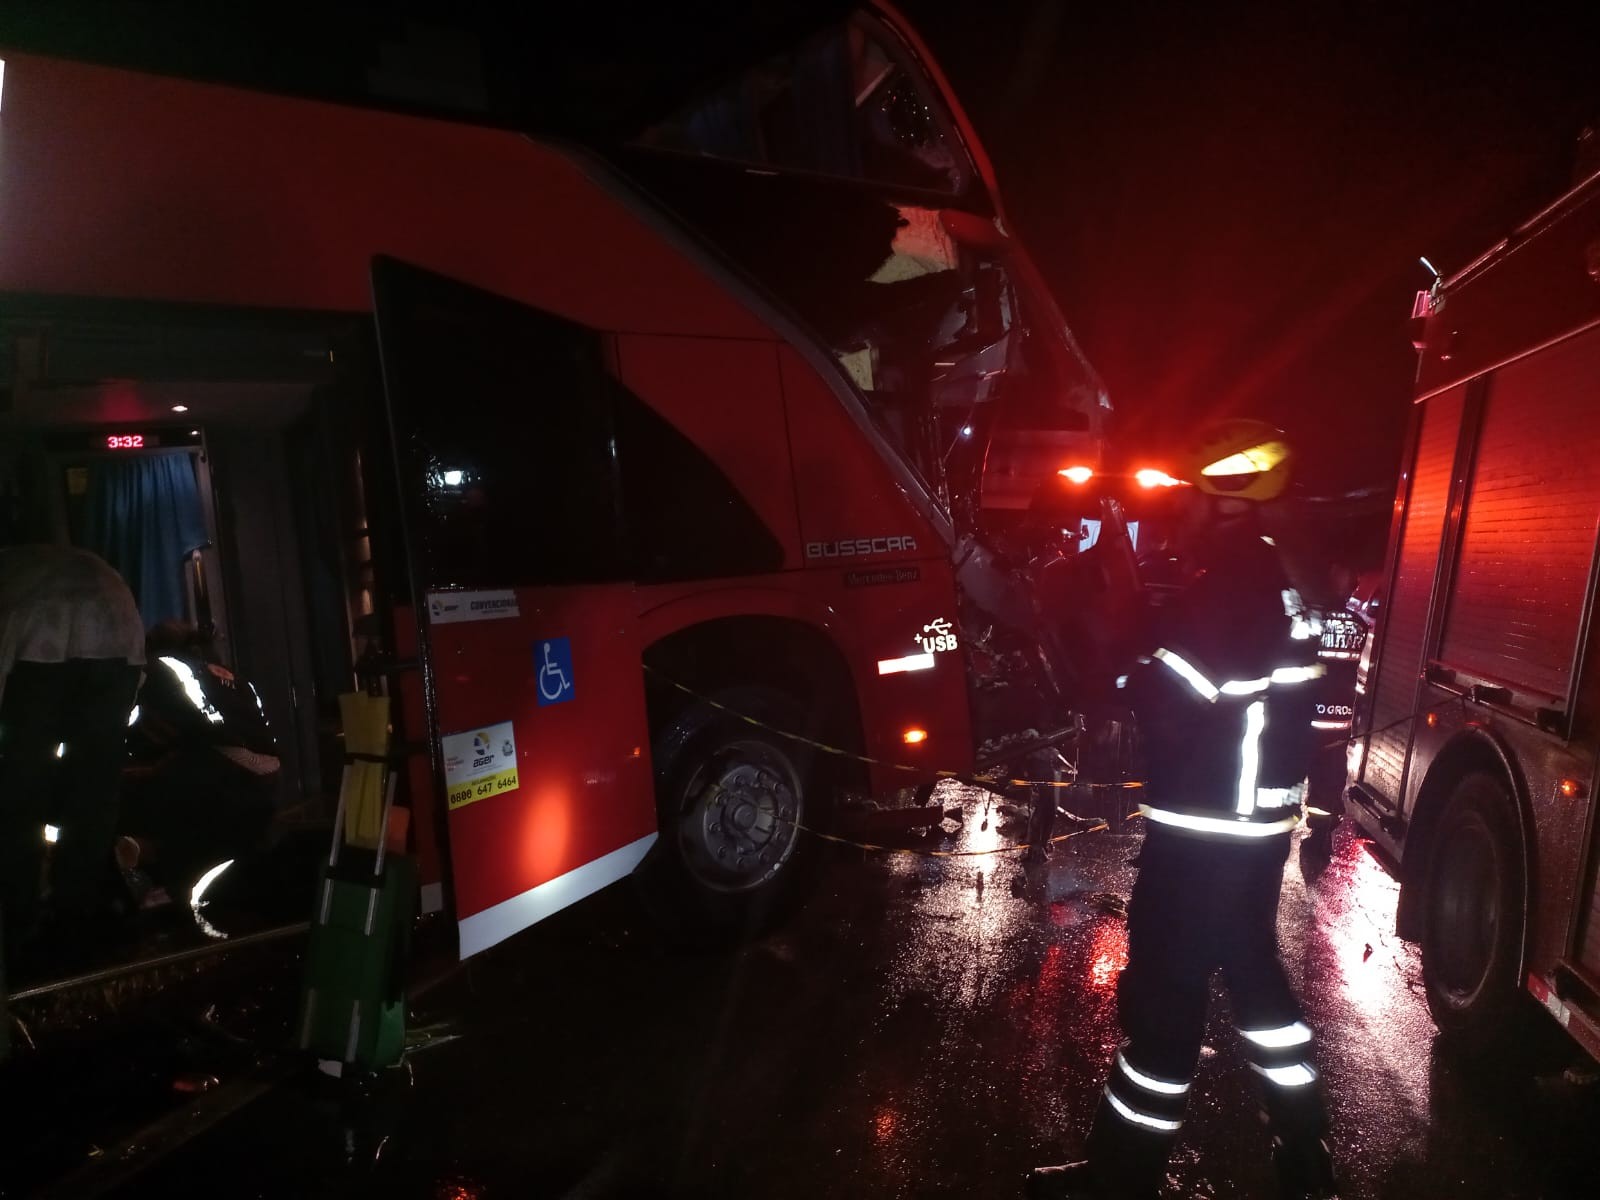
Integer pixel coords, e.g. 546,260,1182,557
904,1,1600,494
5,1,1597,501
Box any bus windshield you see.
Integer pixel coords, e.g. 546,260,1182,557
622,8,1106,534
636,11,973,198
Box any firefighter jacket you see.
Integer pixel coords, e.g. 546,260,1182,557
1124,529,1322,839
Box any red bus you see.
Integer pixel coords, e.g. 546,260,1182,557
0,6,1111,960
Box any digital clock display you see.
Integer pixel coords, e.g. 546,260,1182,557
42,428,202,454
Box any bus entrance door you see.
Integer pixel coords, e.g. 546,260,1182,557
373,257,656,958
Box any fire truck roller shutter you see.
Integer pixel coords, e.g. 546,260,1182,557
1435,327,1600,706
1359,385,1465,810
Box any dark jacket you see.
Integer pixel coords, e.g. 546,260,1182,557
1124,527,1320,838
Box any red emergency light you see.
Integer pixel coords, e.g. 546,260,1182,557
1059,465,1094,485
1134,468,1185,489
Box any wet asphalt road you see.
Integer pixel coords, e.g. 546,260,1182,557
109,783,1600,1199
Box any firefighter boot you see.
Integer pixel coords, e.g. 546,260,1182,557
1272,1134,1341,1200
1026,1102,1169,1200
1024,1158,1165,1200
1259,1064,1338,1199
1023,1159,1098,1199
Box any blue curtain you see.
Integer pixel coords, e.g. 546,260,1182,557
82,453,209,628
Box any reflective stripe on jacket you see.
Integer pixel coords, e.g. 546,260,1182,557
1125,530,1320,836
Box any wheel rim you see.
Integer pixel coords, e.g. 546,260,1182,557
1432,819,1502,1004
676,739,803,893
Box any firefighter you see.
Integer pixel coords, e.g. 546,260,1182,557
119,620,280,895
1026,420,1340,1200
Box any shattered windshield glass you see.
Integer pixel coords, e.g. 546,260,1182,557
636,12,971,196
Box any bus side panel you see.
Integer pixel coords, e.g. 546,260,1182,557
774,345,972,776
809,566,974,790
0,53,769,340
427,586,657,959
632,570,972,792
1357,385,1466,813
776,345,936,565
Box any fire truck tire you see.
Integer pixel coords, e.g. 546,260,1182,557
637,686,828,942
1419,771,1524,1044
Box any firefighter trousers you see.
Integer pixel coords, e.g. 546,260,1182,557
1086,825,1329,1194
0,658,141,957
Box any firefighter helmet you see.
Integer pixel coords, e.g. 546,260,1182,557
1184,418,1293,501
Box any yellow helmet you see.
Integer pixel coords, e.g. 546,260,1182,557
1184,418,1292,501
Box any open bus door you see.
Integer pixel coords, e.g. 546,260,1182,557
371,257,657,959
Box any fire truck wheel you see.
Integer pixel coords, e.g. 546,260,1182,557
638,686,826,940
1420,771,1524,1044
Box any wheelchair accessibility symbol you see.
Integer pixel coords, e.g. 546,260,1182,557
536,637,575,706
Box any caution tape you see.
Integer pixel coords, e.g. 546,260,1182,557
641,666,1467,860
785,797,1152,860
647,666,1458,794
641,668,1489,860
645,666,1144,794
798,816,1111,858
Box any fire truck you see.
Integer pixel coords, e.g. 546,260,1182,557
0,7,1114,960
1347,164,1600,1058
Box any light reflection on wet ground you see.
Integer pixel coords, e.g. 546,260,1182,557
117,781,1600,1199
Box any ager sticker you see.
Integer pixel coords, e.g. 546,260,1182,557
442,720,520,810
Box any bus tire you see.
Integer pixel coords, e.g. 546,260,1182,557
1419,771,1524,1045
636,686,827,944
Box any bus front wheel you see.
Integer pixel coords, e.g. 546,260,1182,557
636,686,825,943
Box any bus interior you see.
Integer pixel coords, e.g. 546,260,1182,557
0,297,392,978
